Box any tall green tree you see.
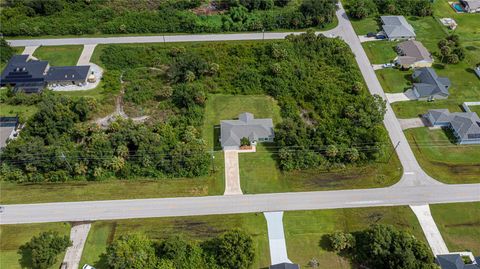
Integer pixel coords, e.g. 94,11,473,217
106,233,159,269
21,231,71,269
202,230,255,269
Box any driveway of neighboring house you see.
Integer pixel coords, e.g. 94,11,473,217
22,46,39,56
62,222,92,269
386,89,417,103
398,117,429,130
224,150,242,195
359,36,383,43
264,211,292,265
77,44,97,66
410,204,449,256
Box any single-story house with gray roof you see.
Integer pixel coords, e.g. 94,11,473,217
395,40,433,69
270,262,300,269
437,253,480,269
45,65,91,86
412,67,451,101
460,0,480,12
425,109,480,144
380,16,416,41
220,112,274,150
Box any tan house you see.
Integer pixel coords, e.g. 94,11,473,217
395,40,433,69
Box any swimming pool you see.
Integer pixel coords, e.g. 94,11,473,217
453,3,464,12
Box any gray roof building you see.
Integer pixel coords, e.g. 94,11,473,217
0,116,19,149
270,263,300,269
220,112,274,149
412,67,451,100
461,0,480,12
437,254,480,269
425,109,480,144
0,55,49,91
395,40,433,68
381,16,416,40
45,66,91,83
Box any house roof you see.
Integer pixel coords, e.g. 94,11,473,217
413,67,451,98
45,66,90,82
220,112,274,148
0,116,19,149
426,110,480,141
396,40,433,66
0,55,48,85
381,16,416,38
437,254,480,269
269,263,300,269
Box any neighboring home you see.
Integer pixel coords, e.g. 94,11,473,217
425,109,480,144
0,116,20,150
395,40,433,69
0,55,91,93
437,253,480,269
412,67,451,101
0,55,49,93
220,112,274,150
270,262,300,269
380,16,416,41
45,66,91,86
460,0,480,12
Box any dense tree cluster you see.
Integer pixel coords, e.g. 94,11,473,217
346,0,433,19
438,35,465,64
0,0,336,36
106,230,254,269
326,225,436,269
96,32,388,172
0,94,210,182
0,38,15,63
20,231,71,269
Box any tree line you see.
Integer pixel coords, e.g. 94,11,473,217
346,0,433,19
0,0,337,36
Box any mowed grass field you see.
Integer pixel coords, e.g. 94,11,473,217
79,214,270,269
431,202,480,254
33,45,83,66
404,127,480,183
284,206,427,269
0,222,71,269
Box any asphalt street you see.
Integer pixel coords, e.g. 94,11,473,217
2,3,479,225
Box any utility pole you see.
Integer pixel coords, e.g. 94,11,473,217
60,152,73,172
262,29,265,41
387,141,401,163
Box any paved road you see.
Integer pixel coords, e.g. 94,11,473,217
1,184,479,224
1,3,479,225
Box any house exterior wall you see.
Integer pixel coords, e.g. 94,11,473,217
47,78,88,86
388,36,415,41
413,61,433,68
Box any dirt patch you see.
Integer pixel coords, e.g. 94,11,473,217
445,221,480,228
172,219,225,239
191,2,224,15
430,160,480,175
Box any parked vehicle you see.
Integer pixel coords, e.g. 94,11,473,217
0,206,4,213
366,32,377,37
376,34,387,40
382,63,395,68
82,265,95,269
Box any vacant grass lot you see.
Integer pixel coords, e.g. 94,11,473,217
404,127,480,183
33,45,83,66
0,222,71,269
350,17,380,35
431,202,480,254
80,214,270,269
362,41,398,64
284,206,427,268
0,160,225,204
377,68,413,93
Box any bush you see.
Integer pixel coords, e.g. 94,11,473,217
21,231,71,269
203,230,255,269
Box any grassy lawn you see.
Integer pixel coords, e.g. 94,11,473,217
350,17,380,35
404,127,480,183
202,94,282,150
0,222,71,269
431,202,480,254
33,45,83,66
80,214,270,269
432,0,480,41
239,142,403,194
362,41,398,64
377,68,413,93
284,206,427,268
469,105,480,114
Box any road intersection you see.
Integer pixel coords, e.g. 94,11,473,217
2,3,479,225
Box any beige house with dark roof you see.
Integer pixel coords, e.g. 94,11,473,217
395,40,433,69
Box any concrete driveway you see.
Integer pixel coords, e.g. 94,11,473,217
359,35,384,43
264,212,292,265
77,44,97,65
398,117,429,130
22,46,39,56
386,89,418,103
410,204,449,256
223,150,242,195
62,223,92,269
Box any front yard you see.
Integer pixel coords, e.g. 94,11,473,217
404,127,480,183
33,45,84,66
